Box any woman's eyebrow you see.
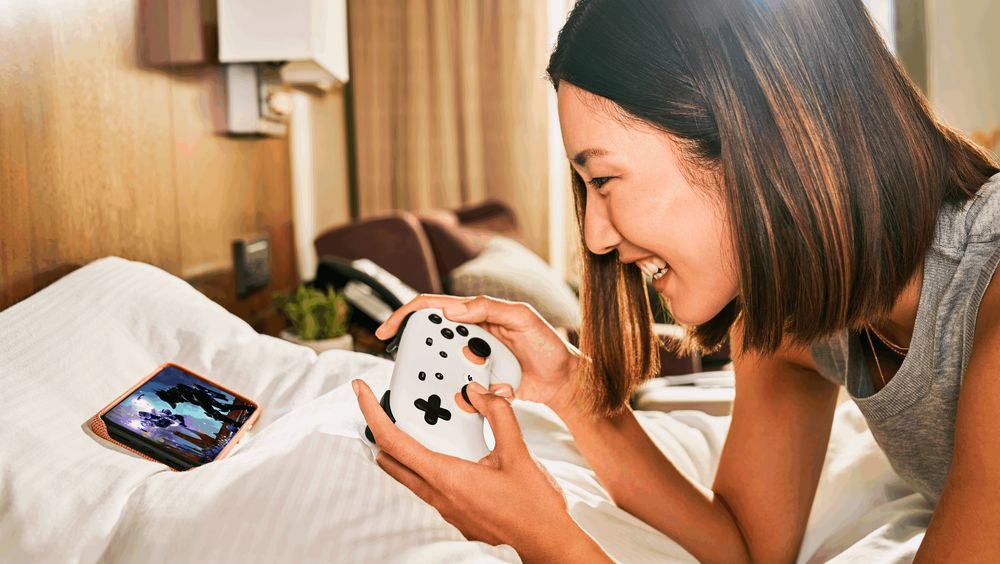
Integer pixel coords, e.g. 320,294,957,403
570,148,611,166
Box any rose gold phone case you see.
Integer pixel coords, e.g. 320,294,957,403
89,362,261,471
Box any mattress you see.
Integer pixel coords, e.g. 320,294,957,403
0,258,930,562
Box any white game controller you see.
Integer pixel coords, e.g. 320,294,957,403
364,308,522,461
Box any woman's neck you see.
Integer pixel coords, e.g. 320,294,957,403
879,266,924,348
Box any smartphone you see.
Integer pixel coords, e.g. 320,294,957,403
94,363,260,471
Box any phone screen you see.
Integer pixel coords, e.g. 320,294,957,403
101,365,257,470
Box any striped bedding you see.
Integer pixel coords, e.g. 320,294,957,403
0,258,929,563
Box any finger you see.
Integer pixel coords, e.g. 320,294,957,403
354,379,458,481
375,294,473,339
488,383,515,400
441,296,541,332
376,451,440,506
462,382,529,461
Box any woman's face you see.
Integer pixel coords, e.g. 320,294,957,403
557,83,739,325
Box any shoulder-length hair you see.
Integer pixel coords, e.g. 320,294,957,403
548,0,999,416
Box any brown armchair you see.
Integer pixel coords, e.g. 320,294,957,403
314,199,520,294
314,211,442,294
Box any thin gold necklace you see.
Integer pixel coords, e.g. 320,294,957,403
864,327,888,389
866,323,910,356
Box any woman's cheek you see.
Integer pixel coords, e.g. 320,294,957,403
664,268,733,326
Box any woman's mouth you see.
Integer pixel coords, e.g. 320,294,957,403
637,258,670,280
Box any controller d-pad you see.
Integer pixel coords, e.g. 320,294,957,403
414,394,451,425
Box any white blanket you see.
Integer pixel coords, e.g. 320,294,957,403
0,258,930,563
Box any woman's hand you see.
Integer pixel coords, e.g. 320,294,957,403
375,294,580,411
354,378,609,563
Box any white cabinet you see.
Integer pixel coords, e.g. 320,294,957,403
218,0,349,88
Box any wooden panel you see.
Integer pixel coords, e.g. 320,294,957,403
0,0,181,303
0,0,302,328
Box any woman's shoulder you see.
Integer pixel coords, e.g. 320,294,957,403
936,172,1000,248
965,172,1000,242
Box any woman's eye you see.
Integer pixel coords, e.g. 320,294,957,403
588,177,612,190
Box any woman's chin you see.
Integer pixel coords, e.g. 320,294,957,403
670,308,714,326
661,294,726,326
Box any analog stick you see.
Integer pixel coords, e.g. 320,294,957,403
467,337,491,359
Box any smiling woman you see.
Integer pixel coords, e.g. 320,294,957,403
358,1,1000,562
546,0,999,416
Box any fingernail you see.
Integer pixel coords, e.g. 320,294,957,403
352,380,360,397
468,381,488,395
493,388,513,398
374,325,385,339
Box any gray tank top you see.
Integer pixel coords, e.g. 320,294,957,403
811,172,1000,503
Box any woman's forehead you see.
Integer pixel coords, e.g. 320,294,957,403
558,85,680,168
558,85,639,159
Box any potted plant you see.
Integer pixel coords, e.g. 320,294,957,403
274,284,353,353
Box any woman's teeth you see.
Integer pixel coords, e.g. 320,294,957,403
639,259,670,279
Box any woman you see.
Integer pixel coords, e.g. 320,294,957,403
355,0,1000,561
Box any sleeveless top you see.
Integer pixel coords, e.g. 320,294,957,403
811,172,1000,504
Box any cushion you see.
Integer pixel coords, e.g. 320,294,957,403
448,236,581,328
418,214,486,280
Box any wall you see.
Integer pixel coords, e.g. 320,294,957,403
0,0,299,330
289,87,353,280
925,0,1000,157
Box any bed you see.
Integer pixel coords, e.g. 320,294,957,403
0,258,932,562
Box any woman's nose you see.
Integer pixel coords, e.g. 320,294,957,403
583,195,622,255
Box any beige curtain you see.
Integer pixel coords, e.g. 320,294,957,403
348,0,551,259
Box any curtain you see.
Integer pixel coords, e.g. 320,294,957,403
347,0,552,259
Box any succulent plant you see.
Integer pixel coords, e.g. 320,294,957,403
273,285,350,341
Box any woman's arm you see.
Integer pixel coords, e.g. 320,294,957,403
915,269,1000,561
552,328,839,563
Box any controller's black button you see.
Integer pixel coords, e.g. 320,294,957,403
380,390,395,423
414,394,451,425
418,371,427,381
429,313,443,324
468,337,491,359
386,311,416,355
441,328,454,339
435,372,444,380
425,337,433,346
439,351,448,358
467,374,473,381
456,325,469,337
365,390,396,444
460,383,472,407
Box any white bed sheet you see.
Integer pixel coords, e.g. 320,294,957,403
0,258,930,563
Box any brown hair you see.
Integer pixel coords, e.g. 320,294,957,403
549,0,999,415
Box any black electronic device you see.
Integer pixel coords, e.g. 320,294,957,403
233,233,272,298
313,257,410,332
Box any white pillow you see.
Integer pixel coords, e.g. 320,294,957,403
449,236,581,327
